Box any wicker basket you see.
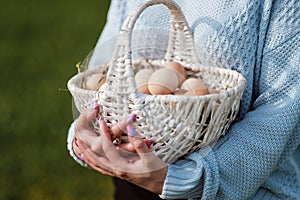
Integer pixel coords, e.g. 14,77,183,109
67,0,246,163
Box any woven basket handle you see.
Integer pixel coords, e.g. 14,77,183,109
105,0,198,97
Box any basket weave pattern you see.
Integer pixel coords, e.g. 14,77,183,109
68,0,246,163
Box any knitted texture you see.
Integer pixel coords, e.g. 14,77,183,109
67,0,300,199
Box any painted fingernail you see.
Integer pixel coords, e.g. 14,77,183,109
77,153,84,161
91,103,99,111
74,137,79,147
127,114,136,124
127,125,137,137
145,139,153,147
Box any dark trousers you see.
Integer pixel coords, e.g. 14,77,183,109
113,178,187,200
113,177,163,200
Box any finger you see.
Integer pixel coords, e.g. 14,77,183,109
76,103,100,130
74,104,100,140
101,125,128,164
83,103,100,122
76,138,89,152
110,114,136,139
77,140,115,176
118,142,135,152
99,117,111,141
118,139,153,153
127,125,152,159
73,139,83,159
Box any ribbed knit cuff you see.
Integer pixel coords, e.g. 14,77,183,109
160,153,204,199
160,146,220,200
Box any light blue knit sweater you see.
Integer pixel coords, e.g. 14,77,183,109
67,0,300,199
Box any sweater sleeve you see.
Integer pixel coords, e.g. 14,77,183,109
88,0,132,68
161,1,300,199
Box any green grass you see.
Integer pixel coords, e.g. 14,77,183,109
0,0,114,199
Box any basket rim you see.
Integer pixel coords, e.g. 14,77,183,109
67,59,246,103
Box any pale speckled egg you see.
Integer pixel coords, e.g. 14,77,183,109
181,78,207,91
166,62,186,86
148,68,178,95
135,68,154,94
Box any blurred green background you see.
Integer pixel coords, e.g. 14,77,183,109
0,0,114,199
1,1,299,200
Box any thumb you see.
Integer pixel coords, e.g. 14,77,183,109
127,125,151,158
77,103,99,128
110,114,136,139
84,103,100,121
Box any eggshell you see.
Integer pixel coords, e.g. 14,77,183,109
85,73,104,91
148,68,178,95
173,89,188,95
135,69,154,94
181,78,207,91
99,82,107,92
166,62,186,86
96,77,106,91
208,89,219,94
184,88,209,96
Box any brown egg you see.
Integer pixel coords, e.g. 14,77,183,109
208,89,220,94
135,69,154,94
166,62,186,87
98,82,107,92
173,89,188,95
181,78,207,91
148,68,178,95
184,88,209,96
96,77,106,91
85,73,105,91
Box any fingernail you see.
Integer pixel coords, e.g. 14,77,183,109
77,153,84,161
91,103,99,111
127,125,137,137
145,139,153,147
98,115,104,126
74,137,79,147
127,114,136,124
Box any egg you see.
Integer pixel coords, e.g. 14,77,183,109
184,88,209,96
208,89,220,94
98,82,107,92
173,89,188,95
134,68,154,94
181,78,207,91
166,62,186,86
148,68,178,95
85,73,105,91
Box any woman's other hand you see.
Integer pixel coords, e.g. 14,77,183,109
77,118,168,194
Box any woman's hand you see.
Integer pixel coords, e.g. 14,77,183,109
72,103,138,159
76,114,168,194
